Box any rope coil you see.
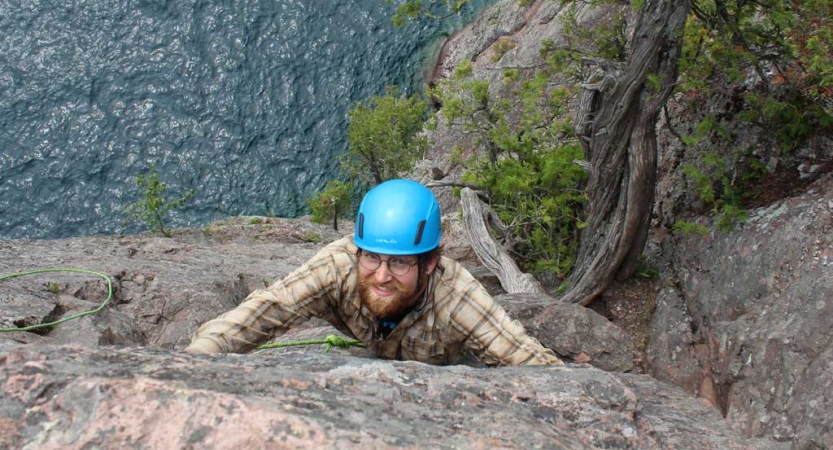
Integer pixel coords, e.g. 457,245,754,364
1,268,365,354
0,268,113,333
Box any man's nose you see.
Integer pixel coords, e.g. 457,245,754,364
374,260,393,283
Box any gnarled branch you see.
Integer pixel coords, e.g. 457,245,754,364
460,188,546,295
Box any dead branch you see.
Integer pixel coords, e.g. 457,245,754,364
460,188,546,295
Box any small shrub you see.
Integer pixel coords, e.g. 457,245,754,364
308,180,353,231
46,281,61,294
341,86,431,186
122,164,194,238
301,232,322,244
681,152,749,233
671,220,710,238
491,39,516,62
634,264,659,280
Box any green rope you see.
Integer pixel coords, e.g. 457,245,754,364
0,268,113,333
0,268,362,355
257,334,366,352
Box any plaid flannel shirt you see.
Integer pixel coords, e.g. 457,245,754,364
184,236,563,366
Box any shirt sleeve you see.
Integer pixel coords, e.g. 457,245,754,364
450,281,564,367
183,246,346,354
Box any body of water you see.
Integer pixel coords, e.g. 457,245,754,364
0,0,492,239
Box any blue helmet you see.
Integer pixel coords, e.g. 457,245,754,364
355,179,442,255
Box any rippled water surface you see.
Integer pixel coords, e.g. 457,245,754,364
0,0,492,239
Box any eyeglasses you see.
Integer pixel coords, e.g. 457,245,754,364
358,251,419,276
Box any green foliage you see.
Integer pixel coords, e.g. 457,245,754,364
700,115,731,141
307,180,353,226
435,53,588,278
682,163,715,205
448,145,468,167
681,151,753,233
307,84,432,231
387,0,469,26
803,27,833,96
463,142,588,276
536,4,627,85
716,203,747,233
539,39,574,77
739,155,768,198
503,69,520,84
671,220,710,238
46,281,61,294
388,0,426,27
388,0,548,26
454,58,473,79
122,164,193,238
737,93,829,152
248,217,263,225
679,0,833,153
780,0,833,100
340,86,431,186
301,232,322,244
645,73,662,97
556,4,627,62
491,39,516,62
680,114,735,147
634,264,659,280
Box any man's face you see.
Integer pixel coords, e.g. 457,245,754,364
357,251,424,320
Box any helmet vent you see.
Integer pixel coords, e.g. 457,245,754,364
414,220,426,245
358,213,365,239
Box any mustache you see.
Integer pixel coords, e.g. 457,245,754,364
374,280,406,293
361,273,407,293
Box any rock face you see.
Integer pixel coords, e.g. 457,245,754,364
497,293,635,373
0,217,633,371
0,217,345,349
648,174,833,448
0,342,780,450
0,215,780,449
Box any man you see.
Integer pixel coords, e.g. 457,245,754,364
185,179,563,366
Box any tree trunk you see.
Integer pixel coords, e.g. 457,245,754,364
559,0,691,306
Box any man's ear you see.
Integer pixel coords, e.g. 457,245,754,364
423,255,439,275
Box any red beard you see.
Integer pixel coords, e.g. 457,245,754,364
358,273,424,320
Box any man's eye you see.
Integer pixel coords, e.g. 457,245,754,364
389,258,408,266
364,253,381,262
